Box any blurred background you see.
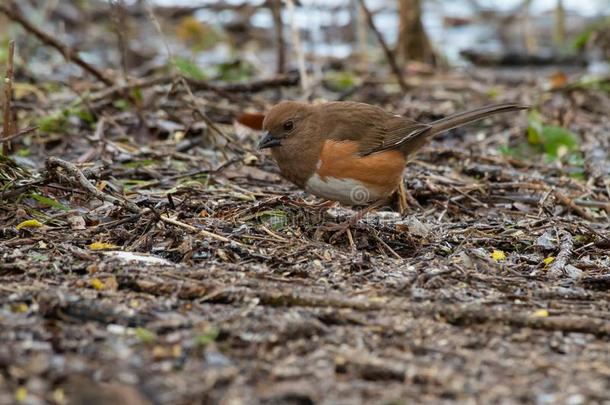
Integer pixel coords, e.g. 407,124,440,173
1,0,609,85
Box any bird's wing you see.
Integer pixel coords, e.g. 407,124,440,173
322,102,431,157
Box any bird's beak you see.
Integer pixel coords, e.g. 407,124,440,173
258,132,282,149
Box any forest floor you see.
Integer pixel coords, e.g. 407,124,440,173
1,4,610,404
2,64,610,404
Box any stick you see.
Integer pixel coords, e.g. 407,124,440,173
45,157,244,246
357,0,408,92
46,157,141,213
548,230,574,278
89,74,299,103
178,77,236,149
2,40,14,156
553,189,594,221
157,214,239,245
0,2,113,86
0,125,37,143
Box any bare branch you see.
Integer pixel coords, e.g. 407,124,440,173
0,1,114,86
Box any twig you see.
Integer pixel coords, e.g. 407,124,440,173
45,157,141,213
0,125,37,142
89,74,299,103
158,214,240,245
178,77,236,148
142,0,174,70
371,232,401,259
357,0,408,92
2,40,15,156
111,0,130,78
108,0,145,119
286,0,310,95
0,1,113,86
207,74,299,92
485,182,597,220
45,157,245,246
548,230,574,278
553,189,594,221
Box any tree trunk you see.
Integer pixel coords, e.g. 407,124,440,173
396,0,434,64
271,0,285,74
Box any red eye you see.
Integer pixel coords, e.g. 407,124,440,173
283,121,294,131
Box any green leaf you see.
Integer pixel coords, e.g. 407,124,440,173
215,60,255,82
195,327,219,346
30,193,69,211
113,99,130,110
72,108,95,124
249,209,288,230
572,28,593,50
121,159,157,169
526,111,579,160
38,113,68,134
498,145,515,157
16,148,30,157
540,125,578,158
131,87,143,103
174,58,207,81
572,17,610,50
134,327,157,343
324,70,359,91
526,111,544,145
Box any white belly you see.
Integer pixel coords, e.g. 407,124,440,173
305,174,381,205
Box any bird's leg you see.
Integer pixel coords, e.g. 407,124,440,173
397,182,408,215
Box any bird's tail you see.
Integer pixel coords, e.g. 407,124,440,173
397,102,528,156
428,102,529,135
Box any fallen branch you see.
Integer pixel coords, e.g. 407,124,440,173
581,274,610,291
553,189,595,221
88,74,299,103
45,157,245,246
37,292,154,326
206,73,299,92
0,1,113,85
548,230,574,278
46,157,140,213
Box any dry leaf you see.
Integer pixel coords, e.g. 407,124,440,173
89,242,118,250
491,250,506,262
16,219,43,230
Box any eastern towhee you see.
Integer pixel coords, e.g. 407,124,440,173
258,101,527,205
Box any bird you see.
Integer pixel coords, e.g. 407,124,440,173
258,101,527,206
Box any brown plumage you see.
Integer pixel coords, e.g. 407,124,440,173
259,100,527,205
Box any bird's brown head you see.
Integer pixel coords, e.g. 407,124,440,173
258,101,313,149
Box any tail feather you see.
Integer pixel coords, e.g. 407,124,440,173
428,102,529,135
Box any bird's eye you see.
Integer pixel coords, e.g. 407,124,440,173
283,121,294,131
